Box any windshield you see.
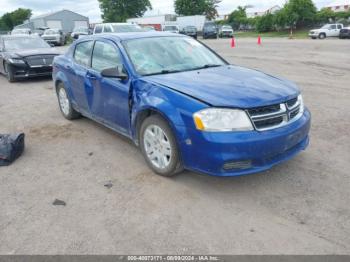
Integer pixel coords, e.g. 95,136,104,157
44,29,59,35
123,36,226,76
222,26,232,30
4,37,50,51
164,26,178,31
321,24,331,29
112,24,143,32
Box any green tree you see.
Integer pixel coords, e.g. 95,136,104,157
227,6,247,30
255,13,274,32
98,0,152,22
175,0,222,20
283,0,317,29
0,8,31,31
316,8,336,23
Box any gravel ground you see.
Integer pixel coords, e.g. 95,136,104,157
0,38,349,254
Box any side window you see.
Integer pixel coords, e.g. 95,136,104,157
104,25,112,33
73,41,94,67
91,41,123,72
94,25,103,34
330,25,336,29
337,24,342,29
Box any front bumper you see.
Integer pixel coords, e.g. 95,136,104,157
309,32,318,38
43,38,60,44
10,64,53,78
179,108,311,177
221,31,233,37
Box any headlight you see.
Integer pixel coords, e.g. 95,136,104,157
193,108,253,132
298,94,304,114
8,58,25,64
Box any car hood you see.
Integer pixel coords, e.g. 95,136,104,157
10,48,61,58
143,65,300,108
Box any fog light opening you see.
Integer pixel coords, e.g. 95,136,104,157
223,160,252,171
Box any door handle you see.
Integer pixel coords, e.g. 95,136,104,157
86,72,97,80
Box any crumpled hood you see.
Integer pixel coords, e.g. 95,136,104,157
143,65,300,108
12,48,61,58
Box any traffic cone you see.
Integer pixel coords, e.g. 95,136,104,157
257,35,262,45
231,37,235,48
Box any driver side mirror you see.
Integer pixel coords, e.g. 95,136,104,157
101,67,128,80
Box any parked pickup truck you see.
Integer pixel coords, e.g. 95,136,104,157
309,24,344,39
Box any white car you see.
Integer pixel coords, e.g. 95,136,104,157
93,23,143,34
309,23,344,39
219,25,234,38
163,25,180,34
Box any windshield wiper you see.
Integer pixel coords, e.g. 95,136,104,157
143,69,181,76
195,64,223,70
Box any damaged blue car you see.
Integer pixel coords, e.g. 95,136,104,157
52,32,311,177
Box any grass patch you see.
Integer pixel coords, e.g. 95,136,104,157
235,29,309,39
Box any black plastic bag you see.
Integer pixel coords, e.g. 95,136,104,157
0,133,25,166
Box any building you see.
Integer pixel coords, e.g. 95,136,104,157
15,9,89,33
247,5,281,18
127,14,176,30
325,1,350,12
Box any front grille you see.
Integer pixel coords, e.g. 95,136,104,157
248,104,281,116
25,55,55,67
247,97,303,131
43,37,57,40
254,116,284,129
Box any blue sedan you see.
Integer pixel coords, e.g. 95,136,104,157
52,32,311,177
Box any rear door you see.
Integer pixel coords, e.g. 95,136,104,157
329,24,338,36
69,40,94,112
85,40,131,134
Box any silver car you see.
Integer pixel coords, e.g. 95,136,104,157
42,28,66,46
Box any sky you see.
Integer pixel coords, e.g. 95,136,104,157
0,0,340,23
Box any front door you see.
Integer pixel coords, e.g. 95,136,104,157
70,40,94,112
87,40,131,135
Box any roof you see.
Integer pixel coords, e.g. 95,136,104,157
31,9,88,20
326,1,350,7
79,32,185,42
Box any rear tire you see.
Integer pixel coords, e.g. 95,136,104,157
56,82,81,120
140,115,183,177
4,62,16,83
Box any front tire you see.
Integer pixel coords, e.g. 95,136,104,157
140,115,183,177
4,62,16,82
56,82,80,120
319,33,326,39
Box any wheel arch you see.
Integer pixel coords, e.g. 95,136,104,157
133,107,179,146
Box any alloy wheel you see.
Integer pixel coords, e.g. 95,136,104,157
58,87,70,116
143,125,172,170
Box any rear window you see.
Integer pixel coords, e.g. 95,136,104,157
74,41,93,67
